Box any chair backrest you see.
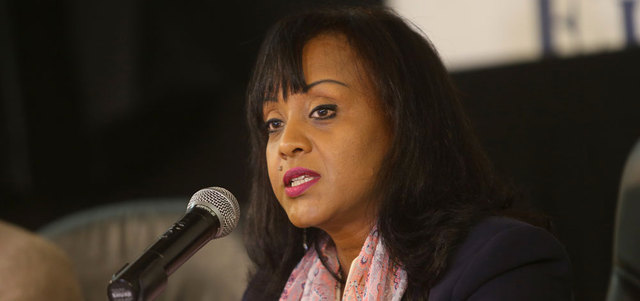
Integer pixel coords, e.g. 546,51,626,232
39,199,250,301
607,139,640,300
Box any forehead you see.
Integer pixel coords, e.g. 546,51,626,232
264,34,373,105
301,34,361,82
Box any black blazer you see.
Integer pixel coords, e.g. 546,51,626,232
427,216,572,300
244,217,573,300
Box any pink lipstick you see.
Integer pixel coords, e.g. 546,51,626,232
283,167,321,198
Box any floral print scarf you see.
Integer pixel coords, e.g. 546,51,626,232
279,227,407,301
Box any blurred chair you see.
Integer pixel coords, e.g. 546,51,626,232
39,199,250,301
607,139,640,301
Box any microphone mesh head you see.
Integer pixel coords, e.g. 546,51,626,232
187,187,240,238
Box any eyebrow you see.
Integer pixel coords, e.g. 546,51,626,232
303,79,348,92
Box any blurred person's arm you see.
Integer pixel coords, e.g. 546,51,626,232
0,220,83,301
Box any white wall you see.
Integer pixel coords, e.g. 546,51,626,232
388,0,640,71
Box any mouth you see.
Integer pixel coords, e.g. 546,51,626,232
283,167,321,198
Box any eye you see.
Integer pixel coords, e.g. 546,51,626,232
265,118,284,134
309,104,337,120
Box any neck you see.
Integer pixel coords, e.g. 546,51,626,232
323,219,375,280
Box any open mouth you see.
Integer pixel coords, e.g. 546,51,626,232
283,167,321,197
288,175,317,187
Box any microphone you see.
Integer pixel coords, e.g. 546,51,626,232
107,187,240,301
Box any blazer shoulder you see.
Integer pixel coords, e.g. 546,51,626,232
430,216,573,301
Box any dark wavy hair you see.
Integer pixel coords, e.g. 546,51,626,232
244,5,519,300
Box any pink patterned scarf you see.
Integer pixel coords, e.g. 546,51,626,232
279,227,407,301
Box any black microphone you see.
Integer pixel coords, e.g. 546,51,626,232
107,187,240,301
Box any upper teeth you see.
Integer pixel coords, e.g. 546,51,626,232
290,175,314,187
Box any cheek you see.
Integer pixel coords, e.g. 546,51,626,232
337,125,390,183
265,143,280,192
323,132,379,189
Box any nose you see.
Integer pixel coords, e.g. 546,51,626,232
278,119,312,159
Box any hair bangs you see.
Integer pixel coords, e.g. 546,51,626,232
247,17,323,138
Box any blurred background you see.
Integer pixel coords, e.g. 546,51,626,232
1,0,638,300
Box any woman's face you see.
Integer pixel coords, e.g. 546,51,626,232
263,34,392,234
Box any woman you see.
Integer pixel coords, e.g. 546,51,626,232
243,5,571,300
0,220,83,301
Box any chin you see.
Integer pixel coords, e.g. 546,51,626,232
286,215,316,229
285,210,324,229
280,197,326,229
